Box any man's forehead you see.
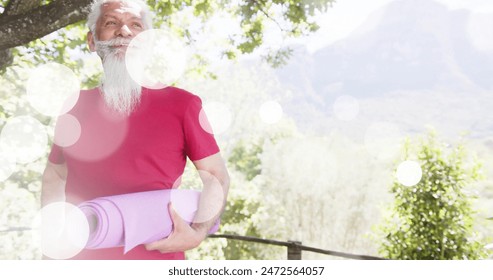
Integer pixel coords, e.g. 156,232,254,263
101,1,143,17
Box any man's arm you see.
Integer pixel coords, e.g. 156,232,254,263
145,152,230,253
190,152,230,234
41,162,67,207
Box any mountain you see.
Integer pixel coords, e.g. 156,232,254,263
276,0,493,139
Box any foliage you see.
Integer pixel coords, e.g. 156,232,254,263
0,182,40,260
0,63,47,259
1,0,334,72
228,139,263,181
377,132,488,260
149,0,332,63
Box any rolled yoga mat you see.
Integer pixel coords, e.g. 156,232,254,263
78,189,220,253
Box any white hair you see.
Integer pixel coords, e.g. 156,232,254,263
96,37,142,115
87,0,154,38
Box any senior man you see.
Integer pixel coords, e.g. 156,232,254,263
41,0,230,260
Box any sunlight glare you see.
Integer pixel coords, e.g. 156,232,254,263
126,29,188,89
31,202,89,260
26,63,80,117
396,160,423,187
53,114,82,147
201,102,232,135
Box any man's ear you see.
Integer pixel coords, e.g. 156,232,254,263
87,31,96,52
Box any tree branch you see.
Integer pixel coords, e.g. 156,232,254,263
3,0,41,16
249,0,287,33
0,0,43,72
0,0,92,50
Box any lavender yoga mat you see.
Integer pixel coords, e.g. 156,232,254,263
78,189,220,253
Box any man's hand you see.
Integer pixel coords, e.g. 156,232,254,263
144,203,208,253
145,152,229,254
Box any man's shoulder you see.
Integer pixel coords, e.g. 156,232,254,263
80,88,99,94
145,86,202,104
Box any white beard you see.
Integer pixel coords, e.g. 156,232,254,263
95,38,142,115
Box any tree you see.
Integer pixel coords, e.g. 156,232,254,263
0,0,334,71
377,132,488,260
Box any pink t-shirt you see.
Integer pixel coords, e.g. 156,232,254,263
48,86,220,260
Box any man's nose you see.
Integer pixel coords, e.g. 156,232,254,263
116,25,132,37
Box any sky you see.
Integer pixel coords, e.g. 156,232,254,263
302,0,493,53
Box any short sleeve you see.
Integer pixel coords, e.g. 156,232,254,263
48,143,65,164
183,95,220,161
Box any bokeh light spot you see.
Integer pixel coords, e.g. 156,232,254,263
26,63,80,117
198,108,214,134
170,170,224,224
53,114,82,147
31,202,89,260
259,101,283,124
201,102,232,135
63,98,129,162
126,29,188,89
333,95,359,121
0,116,48,164
396,160,422,187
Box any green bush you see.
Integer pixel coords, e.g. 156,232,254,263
378,133,488,260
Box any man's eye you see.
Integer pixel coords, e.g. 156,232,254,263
132,23,143,29
105,21,117,26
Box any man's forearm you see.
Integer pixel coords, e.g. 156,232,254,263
191,170,229,234
41,163,67,207
41,181,66,207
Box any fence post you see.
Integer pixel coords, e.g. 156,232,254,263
287,240,302,260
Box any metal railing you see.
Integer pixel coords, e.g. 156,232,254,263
1,227,385,260
0,227,32,233
208,234,386,260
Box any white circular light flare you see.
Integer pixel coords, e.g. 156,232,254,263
31,202,89,260
201,102,232,135
170,170,224,224
126,29,188,89
396,160,423,187
26,63,80,117
53,114,82,147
